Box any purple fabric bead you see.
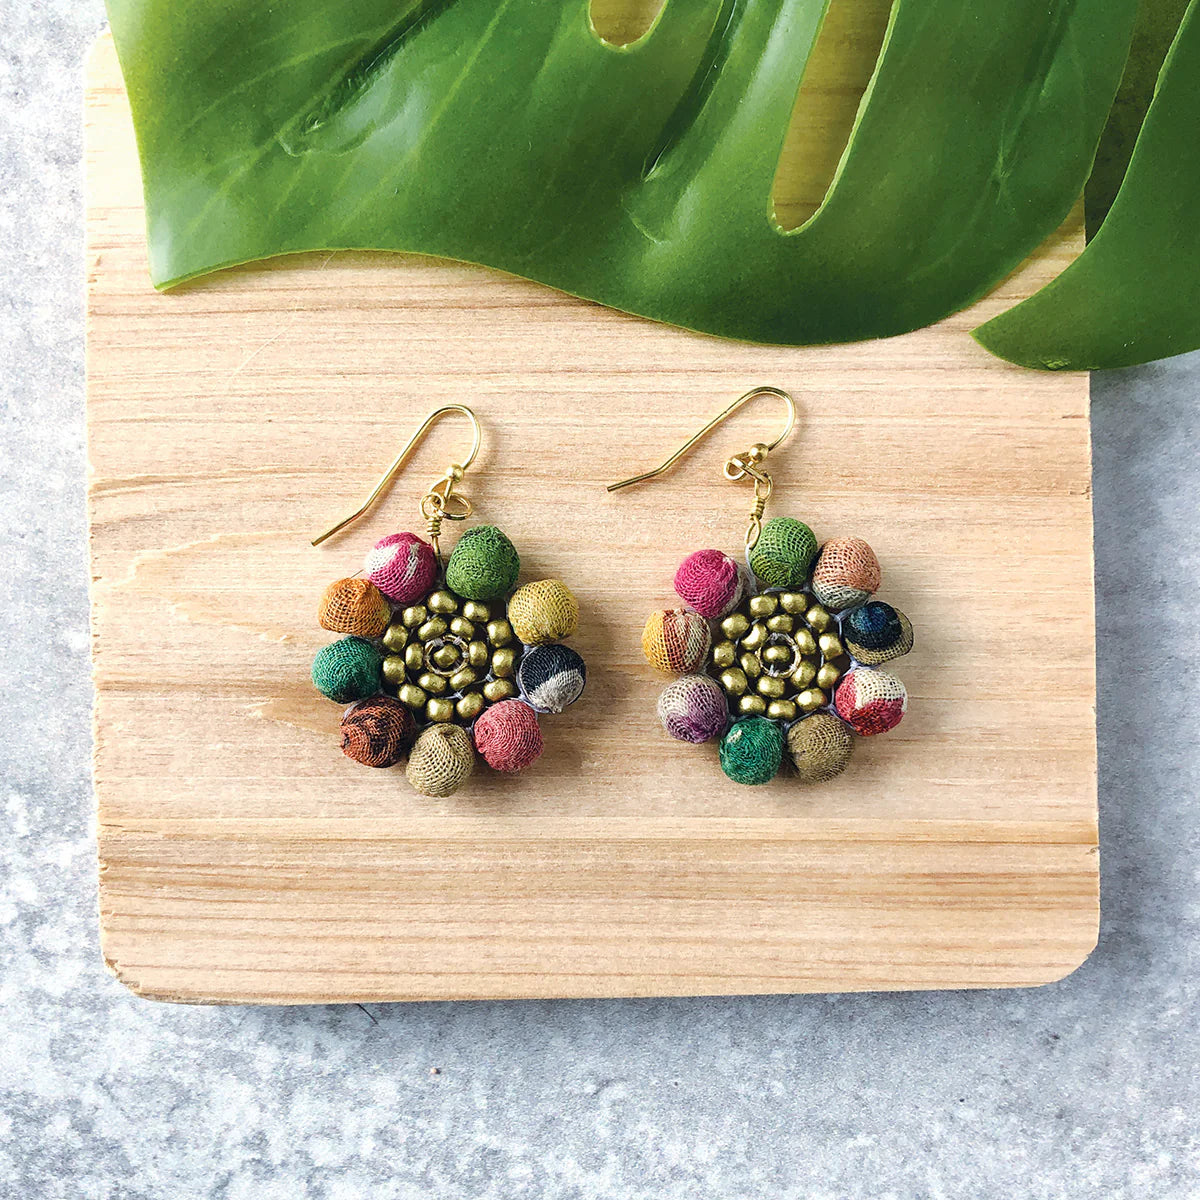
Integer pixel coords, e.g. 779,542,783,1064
657,675,728,744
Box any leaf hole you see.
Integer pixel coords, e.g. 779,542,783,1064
589,0,668,47
772,0,894,231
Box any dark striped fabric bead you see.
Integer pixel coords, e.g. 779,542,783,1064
340,696,414,767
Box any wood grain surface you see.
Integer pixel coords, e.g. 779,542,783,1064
86,17,1098,1003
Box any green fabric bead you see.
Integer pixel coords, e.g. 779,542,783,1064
749,517,818,589
719,716,784,786
445,525,520,601
312,637,383,703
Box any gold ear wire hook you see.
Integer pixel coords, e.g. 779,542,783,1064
606,386,796,549
312,404,482,550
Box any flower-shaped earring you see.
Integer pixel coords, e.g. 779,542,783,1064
610,387,914,787
310,405,586,797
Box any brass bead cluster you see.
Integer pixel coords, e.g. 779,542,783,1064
709,591,849,723
380,588,519,725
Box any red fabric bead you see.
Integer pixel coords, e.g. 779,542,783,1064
833,669,907,736
472,700,544,773
674,549,742,618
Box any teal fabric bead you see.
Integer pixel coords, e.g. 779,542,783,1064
312,637,383,703
445,525,521,601
719,716,784,786
749,517,818,589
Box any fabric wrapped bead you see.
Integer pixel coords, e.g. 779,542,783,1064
365,532,438,604
311,637,383,703
674,549,743,619
472,699,544,772
719,716,784,785
642,609,711,674
844,601,914,665
657,675,728,744
445,525,520,601
340,697,414,767
748,517,818,589
833,669,907,736
517,643,586,713
318,577,391,638
787,713,854,783
406,724,474,796
811,537,881,612
507,579,579,645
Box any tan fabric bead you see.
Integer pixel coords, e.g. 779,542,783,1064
507,579,579,645
318,578,391,638
406,724,474,797
787,713,854,784
811,537,881,612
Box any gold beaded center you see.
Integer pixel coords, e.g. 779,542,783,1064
380,588,520,726
709,590,849,723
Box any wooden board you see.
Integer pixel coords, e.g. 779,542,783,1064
86,24,1098,1004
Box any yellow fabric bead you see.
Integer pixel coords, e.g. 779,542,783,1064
642,609,711,674
507,579,579,645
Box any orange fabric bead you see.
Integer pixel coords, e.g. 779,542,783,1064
318,578,391,637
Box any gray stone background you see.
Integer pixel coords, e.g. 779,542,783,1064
2,4,1197,1197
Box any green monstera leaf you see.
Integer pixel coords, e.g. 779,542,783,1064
1084,0,1193,233
975,0,1200,370
108,0,1137,348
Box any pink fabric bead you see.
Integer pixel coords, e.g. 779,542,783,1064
674,549,742,618
472,700,544,773
364,532,438,604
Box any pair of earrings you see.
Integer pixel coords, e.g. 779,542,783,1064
309,389,913,798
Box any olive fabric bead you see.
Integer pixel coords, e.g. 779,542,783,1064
311,637,383,703
406,724,474,797
719,716,784,785
787,713,854,784
748,517,818,589
445,525,520,601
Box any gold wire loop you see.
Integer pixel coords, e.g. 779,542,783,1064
744,471,773,549
422,476,473,522
606,386,795,550
312,405,482,547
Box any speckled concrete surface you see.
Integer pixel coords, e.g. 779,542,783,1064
2,5,1198,1197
